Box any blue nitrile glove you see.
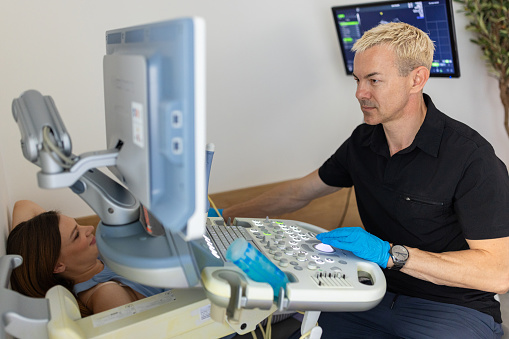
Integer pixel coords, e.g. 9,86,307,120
316,227,391,268
207,208,223,217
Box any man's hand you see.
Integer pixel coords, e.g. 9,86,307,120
316,227,391,268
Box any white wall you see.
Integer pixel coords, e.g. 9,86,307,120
0,148,11,255
0,0,507,218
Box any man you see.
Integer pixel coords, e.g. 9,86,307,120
223,22,509,338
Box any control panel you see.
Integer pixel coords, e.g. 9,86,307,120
203,217,386,312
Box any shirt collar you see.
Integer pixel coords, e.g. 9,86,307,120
364,93,444,158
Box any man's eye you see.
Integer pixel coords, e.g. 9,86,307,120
371,79,380,84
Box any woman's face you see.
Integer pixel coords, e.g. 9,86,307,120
56,214,98,272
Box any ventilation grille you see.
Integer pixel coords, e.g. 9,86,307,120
312,272,352,288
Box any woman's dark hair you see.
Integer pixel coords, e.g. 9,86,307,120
7,211,92,316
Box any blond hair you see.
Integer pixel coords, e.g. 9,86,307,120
352,22,435,76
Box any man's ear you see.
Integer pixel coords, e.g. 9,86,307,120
53,261,66,274
410,66,430,94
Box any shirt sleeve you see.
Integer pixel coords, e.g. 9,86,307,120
455,144,509,240
318,138,354,188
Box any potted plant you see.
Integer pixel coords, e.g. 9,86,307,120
454,0,509,136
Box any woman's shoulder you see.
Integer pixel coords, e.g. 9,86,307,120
80,281,145,314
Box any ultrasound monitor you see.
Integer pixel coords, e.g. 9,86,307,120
96,18,215,288
332,0,460,77
104,18,206,240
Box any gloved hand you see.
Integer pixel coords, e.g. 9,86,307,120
316,227,390,268
207,208,223,217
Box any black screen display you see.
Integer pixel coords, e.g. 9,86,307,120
332,0,460,77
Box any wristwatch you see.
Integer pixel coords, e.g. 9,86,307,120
389,245,409,271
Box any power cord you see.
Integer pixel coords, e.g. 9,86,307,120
249,313,273,339
208,195,222,217
295,311,319,339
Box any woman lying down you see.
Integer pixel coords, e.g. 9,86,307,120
7,200,167,317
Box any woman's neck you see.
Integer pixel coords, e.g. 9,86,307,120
62,259,104,284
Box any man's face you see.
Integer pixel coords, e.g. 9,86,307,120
353,44,413,126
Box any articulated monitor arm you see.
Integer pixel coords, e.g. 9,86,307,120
12,90,139,225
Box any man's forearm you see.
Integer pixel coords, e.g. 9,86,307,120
398,239,509,294
222,170,341,221
222,181,310,220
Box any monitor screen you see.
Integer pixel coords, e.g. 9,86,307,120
332,0,460,77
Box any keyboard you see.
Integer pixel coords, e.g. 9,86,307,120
205,224,261,260
202,217,386,312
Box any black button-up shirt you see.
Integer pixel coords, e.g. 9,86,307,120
319,94,509,322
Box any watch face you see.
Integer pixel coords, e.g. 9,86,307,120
392,245,409,262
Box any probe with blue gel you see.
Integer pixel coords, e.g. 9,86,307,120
226,238,289,297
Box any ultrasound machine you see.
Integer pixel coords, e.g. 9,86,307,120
0,18,386,339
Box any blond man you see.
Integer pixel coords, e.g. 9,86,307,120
224,23,509,338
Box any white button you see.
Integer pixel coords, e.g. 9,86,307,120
314,243,335,253
307,262,317,270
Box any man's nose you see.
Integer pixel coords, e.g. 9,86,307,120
356,82,370,101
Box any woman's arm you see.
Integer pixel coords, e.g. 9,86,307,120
12,200,46,229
